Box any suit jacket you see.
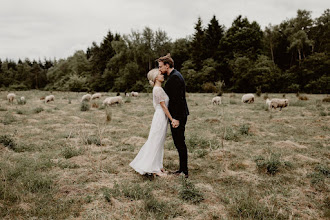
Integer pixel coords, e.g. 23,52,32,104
164,69,189,121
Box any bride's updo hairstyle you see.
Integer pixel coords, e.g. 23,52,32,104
147,69,159,87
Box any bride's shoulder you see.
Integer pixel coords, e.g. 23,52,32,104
153,86,164,91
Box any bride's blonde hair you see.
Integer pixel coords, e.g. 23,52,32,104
147,69,159,87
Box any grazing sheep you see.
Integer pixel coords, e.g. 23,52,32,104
103,96,123,106
7,93,16,103
242,93,255,103
268,98,289,111
212,96,222,105
131,91,139,97
125,92,130,97
45,95,55,103
266,98,272,109
91,93,102,100
20,96,25,102
81,94,92,102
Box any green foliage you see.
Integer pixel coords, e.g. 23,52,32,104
61,146,81,159
179,176,204,204
255,153,283,175
85,135,101,146
239,124,251,135
80,101,90,111
0,135,16,150
0,10,329,93
33,107,44,113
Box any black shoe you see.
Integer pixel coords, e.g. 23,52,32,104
172,170,182,175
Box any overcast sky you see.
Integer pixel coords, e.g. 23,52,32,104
0,0,328,61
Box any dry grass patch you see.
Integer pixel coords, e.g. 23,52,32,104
0,91,329,219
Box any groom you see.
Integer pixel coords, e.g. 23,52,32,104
157,54,189,178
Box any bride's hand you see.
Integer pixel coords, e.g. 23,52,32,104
171,119,179,128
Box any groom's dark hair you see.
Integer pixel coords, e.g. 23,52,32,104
157,53,174,68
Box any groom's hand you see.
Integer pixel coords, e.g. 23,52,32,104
171,119,180,128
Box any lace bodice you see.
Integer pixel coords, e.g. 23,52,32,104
153,86,169,109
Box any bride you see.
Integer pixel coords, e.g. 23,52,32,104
129,69,174,177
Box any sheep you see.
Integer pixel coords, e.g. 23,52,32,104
91,93,102,100
45,95,55,103
131,91,139,97
266,98,272,109
268,98,289,111
102,96,123,106
242,93,255,103
81,94,92,102
7,93,16,103
212,96,222,105
125,92,130,97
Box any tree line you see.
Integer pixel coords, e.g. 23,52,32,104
0,9,329,94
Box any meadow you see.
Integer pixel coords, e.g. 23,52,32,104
0,91,329,219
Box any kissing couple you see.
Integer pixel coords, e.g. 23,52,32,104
129,54,190,178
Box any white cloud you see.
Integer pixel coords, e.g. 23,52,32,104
0,0,328,60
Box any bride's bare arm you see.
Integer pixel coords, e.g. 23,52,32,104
160,101,173,122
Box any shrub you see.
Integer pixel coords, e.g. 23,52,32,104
2,113,16,125
80,101,90,111
17,98,26,105
85,135,101,146
255,153,282,175
61,146,81,159
239,124,250,135
256,86,261,97
33,107,44,114
224,127,239,141
179,176,204,204
0,135,16,150
105,107,112,122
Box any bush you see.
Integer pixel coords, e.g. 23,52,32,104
85,135,101,146
61,146,81,159
0,135,16,150
33,107,44,114
17,98,26,105
255,153,282,175
80,101,90,111
179,176,204,204
239,124,250,135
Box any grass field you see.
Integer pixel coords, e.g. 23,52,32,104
0,91,329,219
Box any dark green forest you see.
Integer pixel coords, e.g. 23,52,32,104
1,9,329,93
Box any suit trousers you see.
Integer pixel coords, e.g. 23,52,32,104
170,116,188,174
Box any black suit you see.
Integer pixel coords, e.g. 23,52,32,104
164,69,189,175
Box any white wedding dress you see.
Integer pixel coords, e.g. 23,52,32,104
129,86,169,175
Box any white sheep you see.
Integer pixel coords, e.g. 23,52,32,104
91,93,102,100
103,96,123,106
45,95,55,103
212,96,222,105
81,94,92,102
266,98,272,109
131,91,139,97
125,92,130,97
7,93,16,103
242,93,255,103
268,98,289,111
